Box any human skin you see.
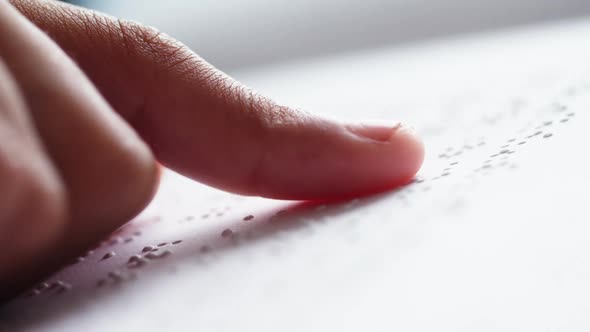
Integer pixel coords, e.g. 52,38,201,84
0,0,424,298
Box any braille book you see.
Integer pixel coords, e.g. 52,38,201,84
3,19,590,332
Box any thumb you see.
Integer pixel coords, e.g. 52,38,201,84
11,0,424,200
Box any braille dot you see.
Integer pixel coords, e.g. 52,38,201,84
185,216,195,221
108,271,122,281
216,212,224,217
108,238,120,245
145,250,171,260
543,121,553,126
567,112,575,117
500,149,510,154
543,133,553,138
133,231,142,236
501,144,509,149
450,162,459,166
199,245,210,253
57,282,71,293
243,215,254,221
441,172,450,177
96,279,106,288
172,240,182,245
518,141,526,145
142,246,155,253
221,229,233,237
560,118,569,123
157,242,167,247
51,281,71,294
127,255,148,268
127,255,142,263
101,252,115,261
35,282,49,291
507,138,516,142
201,214,209,219
124,237,133,243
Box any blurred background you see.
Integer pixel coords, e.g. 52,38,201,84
64,0,590,72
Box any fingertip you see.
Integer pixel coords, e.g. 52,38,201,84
383,123,425,180
248,117,425,200
340,121,425,195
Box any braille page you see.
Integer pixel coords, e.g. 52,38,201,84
2,19,590,332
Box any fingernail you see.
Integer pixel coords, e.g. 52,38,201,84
346,122,410,142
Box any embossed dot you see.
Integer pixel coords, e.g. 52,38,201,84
142,246,155,253
145,250,171,260
101,252,115,261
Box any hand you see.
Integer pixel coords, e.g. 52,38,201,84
0,0,423,298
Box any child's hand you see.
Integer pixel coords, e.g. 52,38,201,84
0,0,423,297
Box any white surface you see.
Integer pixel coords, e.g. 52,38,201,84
2,19,590,331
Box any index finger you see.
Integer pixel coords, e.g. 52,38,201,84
11,0,424,200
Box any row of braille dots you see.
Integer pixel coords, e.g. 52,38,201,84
181,213,258,255
24,280,71,298
96,240,183,288
474,106,575,173
176,206,233,224
96,216,251,289
403,139,488,189
95,213,256,287
66,230,144,266
99,230,143,249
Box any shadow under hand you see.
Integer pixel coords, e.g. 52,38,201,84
0,187,399,329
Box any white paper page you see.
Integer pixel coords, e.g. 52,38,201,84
2,19,590,332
